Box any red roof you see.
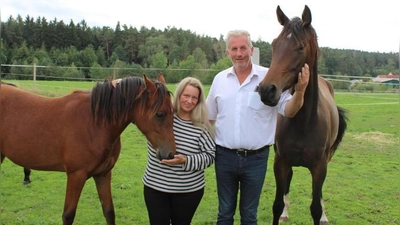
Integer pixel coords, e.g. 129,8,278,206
377,72,399,79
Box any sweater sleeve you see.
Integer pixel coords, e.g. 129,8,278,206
182,130,216,171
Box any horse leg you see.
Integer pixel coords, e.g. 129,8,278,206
280,167,293,222
309,163,329,225
320,196,329,225
23,167,31,184
93,171,115,225
272,158,291,225
62,172,87,225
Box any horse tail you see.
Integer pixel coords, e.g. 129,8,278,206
330,106,349,158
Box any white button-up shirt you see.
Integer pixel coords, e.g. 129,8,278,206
206,64,292,150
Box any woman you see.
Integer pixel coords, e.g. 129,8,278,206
143,77,216,225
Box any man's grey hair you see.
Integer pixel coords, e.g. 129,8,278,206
225,30,253,50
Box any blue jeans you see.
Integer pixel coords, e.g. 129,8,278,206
215,146,269,225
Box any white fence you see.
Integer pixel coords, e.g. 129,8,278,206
1,64,399,93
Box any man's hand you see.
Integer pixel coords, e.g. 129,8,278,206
284,63,310,118
295,63,310,93
111,78,122,88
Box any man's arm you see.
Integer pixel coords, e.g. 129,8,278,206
284,63,310,118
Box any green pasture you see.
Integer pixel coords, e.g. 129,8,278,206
0,80,399,224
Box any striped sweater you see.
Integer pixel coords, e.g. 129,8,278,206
142,114,216,193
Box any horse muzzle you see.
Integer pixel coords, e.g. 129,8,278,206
257,84,280,106
156,147,176,160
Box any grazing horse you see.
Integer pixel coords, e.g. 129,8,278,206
0,74,176,225
257,5,348,225
0,81,33,185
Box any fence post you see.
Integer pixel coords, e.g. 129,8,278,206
33,63,36,86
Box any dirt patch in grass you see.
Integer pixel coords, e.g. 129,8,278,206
352,131,398,145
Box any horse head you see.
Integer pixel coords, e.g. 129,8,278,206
258,5,318,106
133,73,176,160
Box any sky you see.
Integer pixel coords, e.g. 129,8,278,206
1,0,399,53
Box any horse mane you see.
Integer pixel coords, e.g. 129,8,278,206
90,76,171,125
279,17,320,60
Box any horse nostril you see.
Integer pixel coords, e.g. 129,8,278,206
258,85,276,99
258,84,278,106
257,85,265,95
267,85,277,99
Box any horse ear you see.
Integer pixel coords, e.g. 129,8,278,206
157,73,166,84
143,74,156,94
277,5,289,26
302,5,312,28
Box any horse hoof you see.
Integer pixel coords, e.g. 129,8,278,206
279,216,289,222
320,221,329,225
23,180,31,185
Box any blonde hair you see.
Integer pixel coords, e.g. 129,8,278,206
225,29,253,50
173,77,213,135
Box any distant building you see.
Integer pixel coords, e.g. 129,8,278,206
372,72,399,87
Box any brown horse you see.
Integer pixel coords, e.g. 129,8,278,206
0,74,176,225
257,5,348,225
0,81,33,185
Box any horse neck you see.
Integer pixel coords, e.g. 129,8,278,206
298,59,319,121
103,121,130,141
114,121,130,135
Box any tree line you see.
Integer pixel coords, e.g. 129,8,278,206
1,14,399,84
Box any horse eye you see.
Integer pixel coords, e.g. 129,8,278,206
298,43,305,51
156,111,166,119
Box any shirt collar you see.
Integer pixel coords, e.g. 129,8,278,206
226,63,259,79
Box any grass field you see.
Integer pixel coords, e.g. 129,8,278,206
1,80,399,224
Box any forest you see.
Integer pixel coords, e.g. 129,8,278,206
1,14,399,86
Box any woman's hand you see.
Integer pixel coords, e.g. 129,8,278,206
160,154,187,165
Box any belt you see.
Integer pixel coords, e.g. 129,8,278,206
217,145,270,157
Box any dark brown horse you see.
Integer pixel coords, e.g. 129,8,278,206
257,5,348,225
0,74,176,225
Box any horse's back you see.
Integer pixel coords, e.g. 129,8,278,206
0,86,93,170
1,86,90,129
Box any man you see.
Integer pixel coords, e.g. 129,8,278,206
206,29,309,224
